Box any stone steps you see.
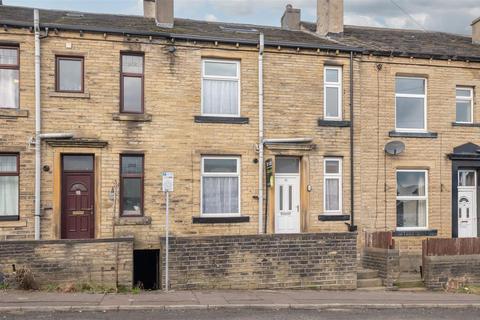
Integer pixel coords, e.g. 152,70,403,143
357,268,384,289
394,272,424,289
357,277,383,288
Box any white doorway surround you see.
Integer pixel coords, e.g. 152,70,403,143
275,157,300,234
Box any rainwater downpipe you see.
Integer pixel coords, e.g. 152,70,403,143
258,33,265,234
348,51,357,232
34,9,41,240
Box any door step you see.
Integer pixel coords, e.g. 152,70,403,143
357,268,384,289
357,278,383,288
394,272,424,289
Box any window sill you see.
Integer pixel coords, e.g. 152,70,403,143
393,229,438,237
48,91,90,99
0,109,29,118
318,119,351,127
112,113,152,122
194,116,249,124
192,216,250,224
318,214,350,221
452,122,480,127
114,216,152,226
389,131,438,138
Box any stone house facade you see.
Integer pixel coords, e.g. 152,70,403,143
1,0,480,281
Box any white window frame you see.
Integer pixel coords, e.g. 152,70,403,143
323,157,343,214
201,59,241,117
455,86,474,124
200,156,241,217
323,66,343,121
396,169,428,231
395,76,427,132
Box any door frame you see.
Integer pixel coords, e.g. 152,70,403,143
60,153,95,239
457,169,478,238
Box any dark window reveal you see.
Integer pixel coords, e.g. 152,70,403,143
120,155,144,216
121,53,144,113
56,56,84,92
0,154,19,219
0,46,20,109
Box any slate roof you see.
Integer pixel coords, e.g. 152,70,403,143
1,4,480,61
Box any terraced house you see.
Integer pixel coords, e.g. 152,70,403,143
0,0,480,290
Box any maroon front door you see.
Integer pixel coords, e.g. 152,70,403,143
61,155,95,239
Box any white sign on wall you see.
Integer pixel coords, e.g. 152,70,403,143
162,172,174,192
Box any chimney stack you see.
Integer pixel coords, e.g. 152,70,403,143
281,4,301,31
144,0,174,28
472,17,480,44
317,0,344,36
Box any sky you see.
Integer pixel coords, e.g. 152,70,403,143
3,0,480,35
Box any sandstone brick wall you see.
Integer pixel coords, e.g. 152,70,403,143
362,247,400,286
423,255,480,290
162,233,357,290
0,238,133,288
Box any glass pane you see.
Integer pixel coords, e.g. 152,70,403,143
123,77,142,112
63,155,94,171
325,178,340,211
202,177,239,214
276,158,299,174
0,69,19,109
459,171,476,187
456,101,472,123
456,88,472,97
325,87,340,118
396,78,425,95
58,59,82,91
204,61,237,77
397,171,426,196
325,160,340,174
325,68,339,82
0,176,18,216
0,155,17,172
122,55,143,74
396,200,427,228
121,156,143,175
0,48,18,65
288,185,293,211
122,178,142,215
204,158,237,173
396,97,425,129
202,79,238,115
279,185,283,211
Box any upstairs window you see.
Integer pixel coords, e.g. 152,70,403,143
121,53,144,113
201,157,240,216
324,158,342,213
324,66,342,120
395,77,426,131
120,155,144,217
0,47,19,109
202,59,240,117
456,87,473,124
396,170,428,229
0,154,19,220
56,56,84,92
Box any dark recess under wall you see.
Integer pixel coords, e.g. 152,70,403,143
133,250,159,290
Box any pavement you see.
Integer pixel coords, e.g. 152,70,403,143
0,289,480,313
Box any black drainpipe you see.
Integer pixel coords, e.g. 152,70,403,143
348,51,357,232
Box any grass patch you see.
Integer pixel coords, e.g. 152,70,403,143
458,285,480,295
40,283,142,294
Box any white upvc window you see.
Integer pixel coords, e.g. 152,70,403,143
324,66,342,120
201,59,240,117
395,77,427,132
396,170,428,230
324,158,342,214
456,87,474,124
201,156,241,217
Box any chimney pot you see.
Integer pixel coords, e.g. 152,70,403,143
472,17,480,44
317,0,344,36
144,0,174,28
281,4,301,31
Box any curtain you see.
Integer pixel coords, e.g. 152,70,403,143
203,177,239,214
203,79,238,115
325,178,339,211
0,176,18,216
0,69,19,109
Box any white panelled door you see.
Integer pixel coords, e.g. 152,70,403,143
458,170,477,238
275,175,300,234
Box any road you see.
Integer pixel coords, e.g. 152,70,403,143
1,308,479,320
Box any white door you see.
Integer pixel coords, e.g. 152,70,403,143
458,170,477,238
275,175,300,234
